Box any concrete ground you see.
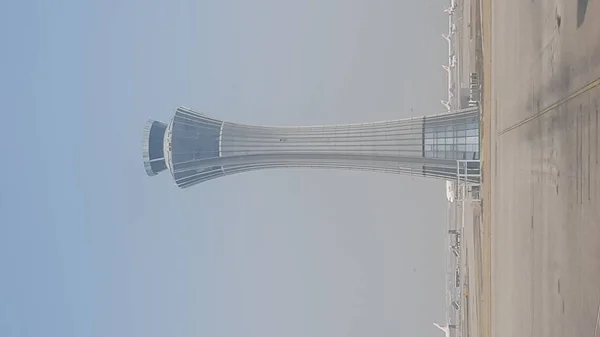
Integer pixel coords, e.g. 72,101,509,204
452,0,472,109
453,0,487,337
483,0,600,336
460,200,481,337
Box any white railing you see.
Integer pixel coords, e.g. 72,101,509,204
456,159,481,202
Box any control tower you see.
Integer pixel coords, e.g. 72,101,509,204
142,106,480,188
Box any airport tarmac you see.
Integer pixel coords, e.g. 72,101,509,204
458,199,481,337
449,1,486,337
483,0,600,336
447,0,477,110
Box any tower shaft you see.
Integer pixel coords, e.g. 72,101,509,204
143,106,480,188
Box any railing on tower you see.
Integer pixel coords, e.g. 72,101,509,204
456,159,481,202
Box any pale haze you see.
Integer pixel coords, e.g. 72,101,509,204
1,1,452,336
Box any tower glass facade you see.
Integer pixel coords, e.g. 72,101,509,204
141,120,168,176
423,113,479,161
142,106,480,188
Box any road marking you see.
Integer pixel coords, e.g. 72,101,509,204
499,77,600,136
594,295,600,337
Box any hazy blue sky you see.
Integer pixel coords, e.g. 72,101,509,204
1,1,452,336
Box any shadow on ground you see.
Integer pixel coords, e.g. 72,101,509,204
577,0,588,28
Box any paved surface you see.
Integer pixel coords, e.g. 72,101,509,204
486,0,600,336
460,200,480,337
455,0,472,107
478,0,492,334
